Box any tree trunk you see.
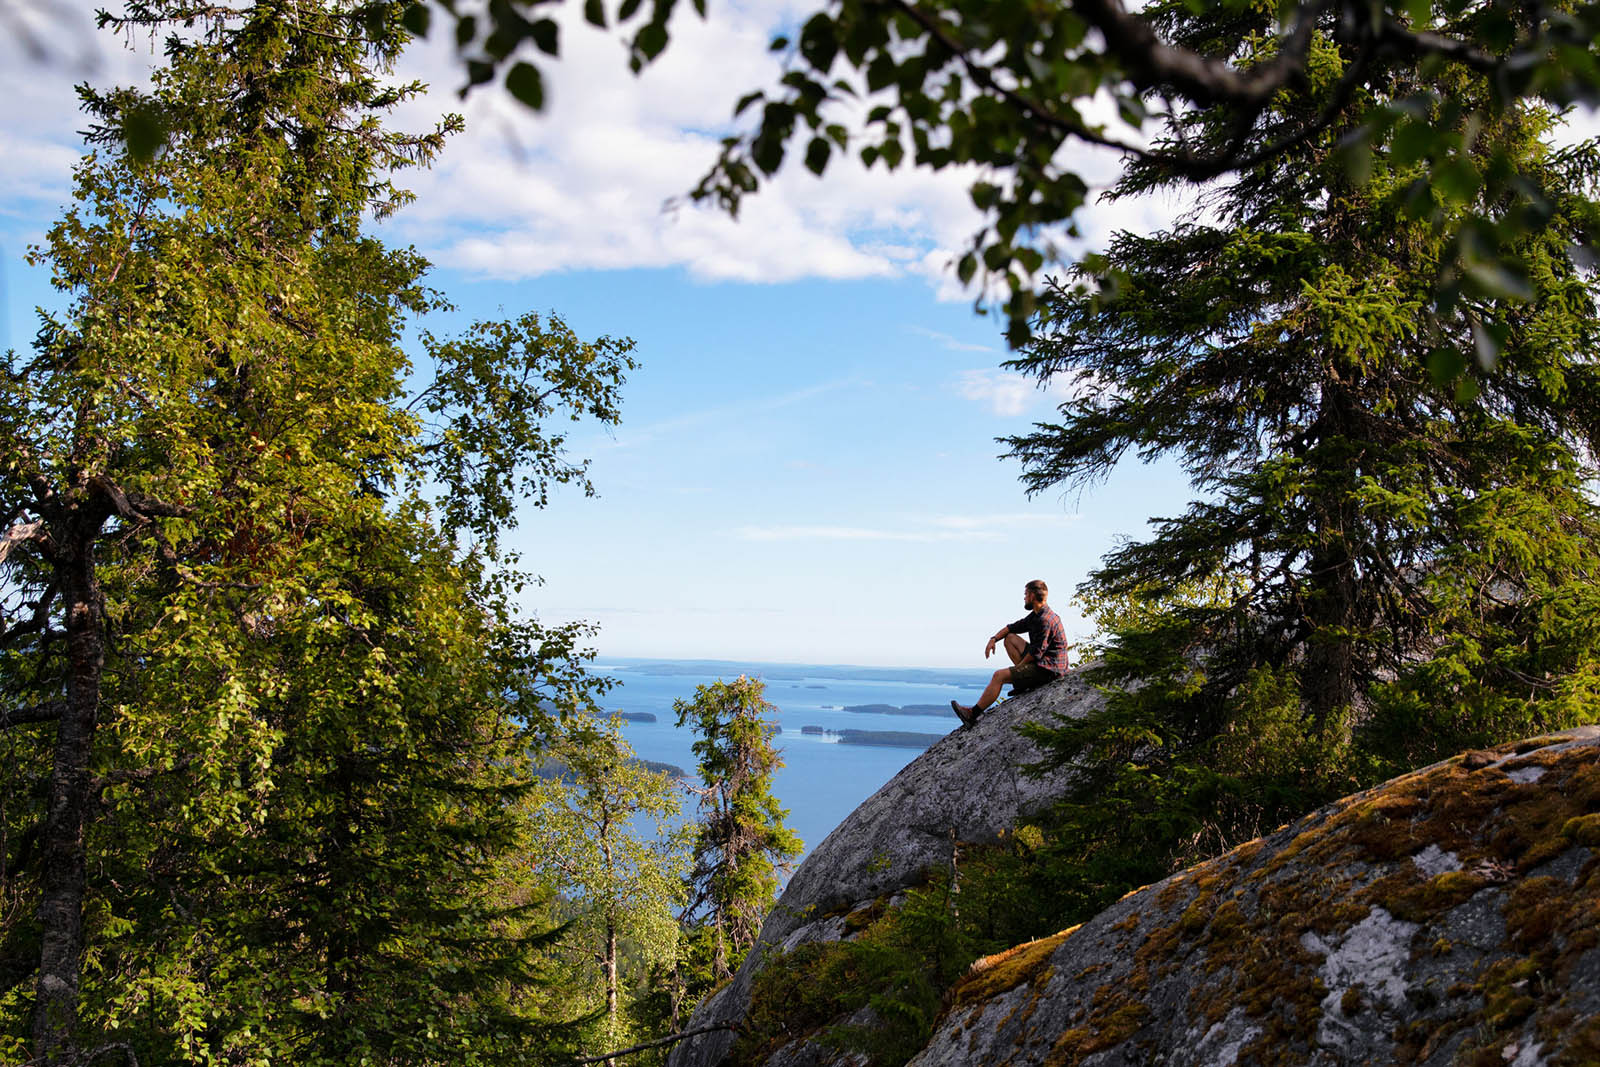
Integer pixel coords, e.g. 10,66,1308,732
31,518,106,1064
599,814,617,1067
604,911,618,1067
1302,381,1362,735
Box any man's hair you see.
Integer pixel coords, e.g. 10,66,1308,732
1026,579,1048,598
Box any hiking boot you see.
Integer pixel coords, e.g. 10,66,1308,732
950,700,976,727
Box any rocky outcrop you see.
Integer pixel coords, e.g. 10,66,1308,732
914,726,1600,1066
667,671,1104,1067
671,682,1600,1067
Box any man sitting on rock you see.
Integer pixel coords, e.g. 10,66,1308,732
951,579,1069,727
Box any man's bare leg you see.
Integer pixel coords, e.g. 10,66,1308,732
953,664,1013,721
952,634,1032,724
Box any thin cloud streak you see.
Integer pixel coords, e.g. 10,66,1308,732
734,524,1001,543
907,325,994,353
734,511,1078,542
592,377,859,450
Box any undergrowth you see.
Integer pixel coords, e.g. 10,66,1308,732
733,828,1094,1067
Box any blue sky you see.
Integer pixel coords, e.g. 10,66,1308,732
0,3,1201,668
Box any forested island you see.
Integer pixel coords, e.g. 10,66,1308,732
842,702,959,718
798,726,945,749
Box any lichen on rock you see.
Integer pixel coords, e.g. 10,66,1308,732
907,725,1600,1067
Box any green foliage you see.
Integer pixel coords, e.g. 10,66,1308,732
0,3,637,1063
1008,2,1600,901
414,313,638,558
673,676,801,983
1072,569,1247,660
386,0,1600,342
520,716,691,1059
736,833,1080,1067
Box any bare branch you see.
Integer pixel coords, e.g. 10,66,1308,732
1072,0,1333,106
569,1023,738,1065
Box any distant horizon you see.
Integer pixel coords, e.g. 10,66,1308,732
591,655,996,688
593,654,986,672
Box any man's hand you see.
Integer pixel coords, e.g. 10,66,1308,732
984,636,998,659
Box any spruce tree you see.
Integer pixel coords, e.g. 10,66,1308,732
1006,1,1600,902
673,676,800,988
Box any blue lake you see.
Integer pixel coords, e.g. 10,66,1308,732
593,658,993,860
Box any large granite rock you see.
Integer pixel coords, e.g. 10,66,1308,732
912,726,1600,1066
666,671,1104,1067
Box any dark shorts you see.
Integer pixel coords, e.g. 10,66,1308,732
1008,663,1059,695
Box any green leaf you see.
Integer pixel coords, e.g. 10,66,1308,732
505,62,546,110
584,0,606,28
769,34,789,52
636,21,669,61
1426,348,1466,386
1463,260,1534,303
1335,125,1374,187
530,18,560,56
1390,118,1437,167
1470,319,1506,369
401,3,431,37
957,252,977,285
799,14,838,74
1433,158,1481,205
752,134,784,175
804,136,830,176
122,101,169,164
618,0,643,19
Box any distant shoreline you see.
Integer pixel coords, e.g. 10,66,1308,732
593,656,991,689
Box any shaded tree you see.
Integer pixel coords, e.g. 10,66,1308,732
1004,0,1600,907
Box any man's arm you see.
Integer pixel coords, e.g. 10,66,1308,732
984,621,1014,658
985,614,1036,658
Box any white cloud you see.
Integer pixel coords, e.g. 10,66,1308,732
954,359,1123,416
955,368,1036,416
0,2,1192,301
377,1,1199,297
